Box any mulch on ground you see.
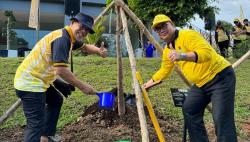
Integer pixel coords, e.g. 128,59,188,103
61,102,182,142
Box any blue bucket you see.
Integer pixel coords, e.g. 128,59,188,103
96,92,115,109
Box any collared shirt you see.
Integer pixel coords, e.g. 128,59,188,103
232,26,247,41
215,28,229,42
152,29,231,87
14,26,83,92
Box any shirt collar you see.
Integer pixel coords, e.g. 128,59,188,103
64,26,76,43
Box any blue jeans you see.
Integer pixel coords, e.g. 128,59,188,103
16,88,63,142
182,66,237,142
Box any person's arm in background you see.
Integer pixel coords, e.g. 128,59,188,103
80,42,107,58
240,26,248,34
231,27,237,35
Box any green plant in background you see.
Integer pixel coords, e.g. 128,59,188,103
233,40,250,58
107,0,218,27
84,17,106,45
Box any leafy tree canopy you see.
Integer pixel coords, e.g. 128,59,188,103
106,0,218,27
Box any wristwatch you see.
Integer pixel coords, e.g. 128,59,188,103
179,53,187,61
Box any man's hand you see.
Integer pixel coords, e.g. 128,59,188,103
143,79,162,90
99,42,108,58
143,79,154,89
168,50,181,62
80,83,96,95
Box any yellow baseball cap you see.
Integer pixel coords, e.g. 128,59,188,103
233,18,240,22
152,14,172,29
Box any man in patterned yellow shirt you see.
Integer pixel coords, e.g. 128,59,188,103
144,14,237,142
14,13,107,142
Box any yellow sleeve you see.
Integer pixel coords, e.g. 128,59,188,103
152,47,174,81
186,30,213,63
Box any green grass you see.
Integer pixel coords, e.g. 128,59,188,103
0,56,249,138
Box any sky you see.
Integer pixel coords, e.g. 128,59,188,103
190,0,250,30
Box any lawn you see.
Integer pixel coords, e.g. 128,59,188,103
0,56,249,139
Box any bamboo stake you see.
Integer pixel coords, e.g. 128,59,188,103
94,0,115,24
120,7,149,142
115,0,163,55
0,99,22,125
232,50,250,68
136,72,166,142
114,0,192,87
115,5,125,116
115,0,212,113
0,85,66,125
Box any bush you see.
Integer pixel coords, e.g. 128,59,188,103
233,40,250,58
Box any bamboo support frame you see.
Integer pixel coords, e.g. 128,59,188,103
120,7,149,142
94,0,115,24
232,50,250,68
115,5,125,116
115,0,163,55
0,99,22,125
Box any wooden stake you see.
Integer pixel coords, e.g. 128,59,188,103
120,7,149,142
115,5,125,116
115,0,163,55
94,1,115,24
232,50,250,68
116,0,213,112
0,99,22,125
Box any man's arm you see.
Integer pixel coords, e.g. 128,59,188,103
54,66,96,95
81,42,107,57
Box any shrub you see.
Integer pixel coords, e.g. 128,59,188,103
233,40,250,58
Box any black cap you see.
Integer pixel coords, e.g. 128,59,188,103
71,13,95,34
217,20,222,25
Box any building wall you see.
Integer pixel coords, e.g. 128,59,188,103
0,0,140,56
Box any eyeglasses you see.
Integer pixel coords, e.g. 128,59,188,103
154,23,169,33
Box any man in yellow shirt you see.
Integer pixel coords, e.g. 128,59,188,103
144,14,237,142
215,20,230,58
14,13,107,142
232,18,246,47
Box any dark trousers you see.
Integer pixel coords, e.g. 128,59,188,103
182,66,237,142
16,87,63,142
218,40,229,58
